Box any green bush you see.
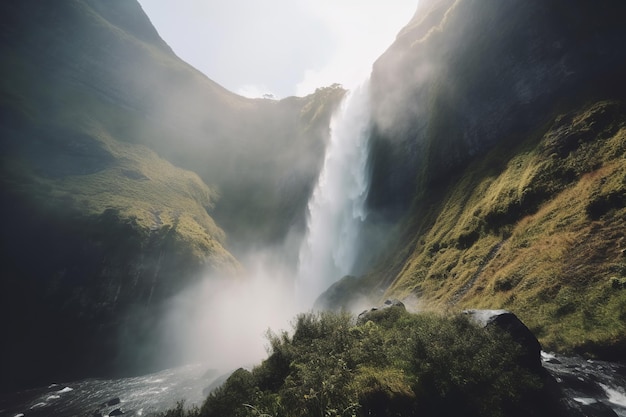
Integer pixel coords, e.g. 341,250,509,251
200,368,257,417
159,309,547,417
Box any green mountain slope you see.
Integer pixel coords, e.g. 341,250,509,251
377,100,626,357
324,0,626,360
0,0,238,270
0,0,342,390
367,0,626,217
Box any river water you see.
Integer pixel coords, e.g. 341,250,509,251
0,363,220,417
2,352,624,417
541,352,626,417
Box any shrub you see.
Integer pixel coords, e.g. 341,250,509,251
408,314,542,417
610,277,626,290
200,368,256,417
160,310,545,417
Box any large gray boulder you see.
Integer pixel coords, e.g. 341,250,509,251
357,299,406,324
464,309,542,372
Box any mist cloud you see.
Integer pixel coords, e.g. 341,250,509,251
159,250,301,372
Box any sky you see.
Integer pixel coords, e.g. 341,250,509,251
136,1,418,98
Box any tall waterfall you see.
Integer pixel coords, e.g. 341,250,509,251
296,81,372,307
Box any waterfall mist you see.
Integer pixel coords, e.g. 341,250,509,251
296,82,372,308
158,250,300,373
158,82,375,373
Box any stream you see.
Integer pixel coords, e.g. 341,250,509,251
541,352,626,416
0,363,219,417
1,352,625,417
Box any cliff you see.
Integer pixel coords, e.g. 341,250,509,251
367,0,626,217
347,0,626,359
0,0,342,391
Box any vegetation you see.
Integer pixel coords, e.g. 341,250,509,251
158,308,551,417
371,100,626,359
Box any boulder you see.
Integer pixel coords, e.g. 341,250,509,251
464,309,542,372
314,275,374,312
357,299,406,324
101,397,121,407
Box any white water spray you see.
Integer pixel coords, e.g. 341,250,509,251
296,81,372,307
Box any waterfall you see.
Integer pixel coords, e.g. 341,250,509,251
296,81,372,307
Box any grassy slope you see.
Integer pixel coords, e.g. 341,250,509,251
355,0,626,359
378,100,626,357
0,0,238,270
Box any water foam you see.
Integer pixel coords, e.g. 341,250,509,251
296,81,372,307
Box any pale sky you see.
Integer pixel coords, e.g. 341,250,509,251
136,1,418,98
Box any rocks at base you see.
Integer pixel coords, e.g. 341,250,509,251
314,275,375,312
462,310,626,416
357,299,406,324
101,397,121,407
354,304,625,416
464,309,543,373
93,397,124,416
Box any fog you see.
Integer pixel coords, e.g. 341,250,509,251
139,0,626,376
107,0,438,377
97,0,435,378
160,252,300,371
155,81,378,373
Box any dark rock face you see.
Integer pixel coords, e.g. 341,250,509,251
314,275,374,312
0,203,202,392
464,309,542,372
367,0,626,218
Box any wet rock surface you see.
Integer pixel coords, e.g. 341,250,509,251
357,298,406,324
542,352,626,417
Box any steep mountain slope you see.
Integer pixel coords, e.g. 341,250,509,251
367,0,626,217
324,0,626,359
0,0,341,391
378,100,626,357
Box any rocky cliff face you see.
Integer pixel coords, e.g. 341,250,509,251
0,0,342,391
352,0,626,359
367,0,626,218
